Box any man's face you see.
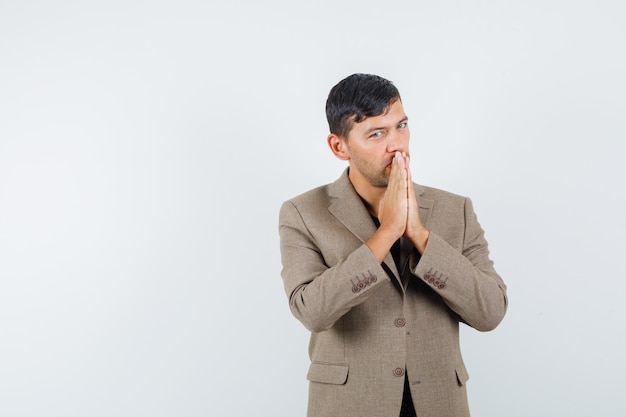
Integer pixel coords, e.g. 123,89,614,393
344,100,410,188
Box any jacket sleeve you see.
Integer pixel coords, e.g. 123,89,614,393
278,200,390,333
411,197,508,331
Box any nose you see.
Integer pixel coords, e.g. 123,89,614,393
387,131,408,154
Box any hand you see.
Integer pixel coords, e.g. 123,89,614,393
404,156,430,253
377,151,408,241
365,151,429,263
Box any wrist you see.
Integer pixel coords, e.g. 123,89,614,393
366,227,401,263
411,229,430,254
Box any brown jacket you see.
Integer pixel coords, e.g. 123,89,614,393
279,169,508,417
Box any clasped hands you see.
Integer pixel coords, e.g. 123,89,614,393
367,151,430,263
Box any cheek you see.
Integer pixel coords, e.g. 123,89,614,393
380,142,394,154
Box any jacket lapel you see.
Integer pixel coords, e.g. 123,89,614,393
327,171,375,243
414,184,434,228
327,170,400,282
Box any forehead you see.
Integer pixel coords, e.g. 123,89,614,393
351,100,406,132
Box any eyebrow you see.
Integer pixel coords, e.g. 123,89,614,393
364,117,409,135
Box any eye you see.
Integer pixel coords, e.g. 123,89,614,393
369,131,383,139
397,122,407,129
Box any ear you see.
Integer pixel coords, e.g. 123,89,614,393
327,133,350,161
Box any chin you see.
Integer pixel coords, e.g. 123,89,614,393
370,177,389,188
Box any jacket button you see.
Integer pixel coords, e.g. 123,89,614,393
393,367,404,377
424,273,431,279
352,285,360,293
394,317,406,327
439,283,446,289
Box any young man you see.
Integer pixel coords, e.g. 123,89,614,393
278,73,508,417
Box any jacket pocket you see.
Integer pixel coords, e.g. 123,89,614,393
307,362,349,385
455,364,470,386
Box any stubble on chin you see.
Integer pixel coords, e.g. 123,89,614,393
350,155,390,188
367,171,390,188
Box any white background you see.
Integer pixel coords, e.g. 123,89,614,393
1,1,625,416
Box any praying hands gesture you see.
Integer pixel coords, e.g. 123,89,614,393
367,151,430,263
